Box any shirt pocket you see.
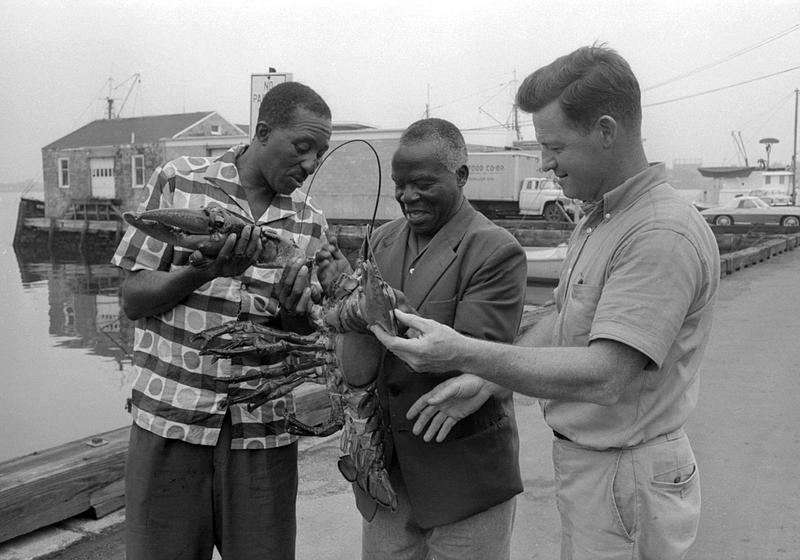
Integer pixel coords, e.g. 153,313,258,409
560,284,602,346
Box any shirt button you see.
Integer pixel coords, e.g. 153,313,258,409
604,213,611,219
586,227,593,233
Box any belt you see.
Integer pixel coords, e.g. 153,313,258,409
552,428,685,448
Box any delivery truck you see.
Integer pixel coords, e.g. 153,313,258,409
464,152,576,221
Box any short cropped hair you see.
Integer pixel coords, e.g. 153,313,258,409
257,81,331,130
399,118,467,173
515,45,641,132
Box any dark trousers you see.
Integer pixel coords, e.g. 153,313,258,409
125,414,298,560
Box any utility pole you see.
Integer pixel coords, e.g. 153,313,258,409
512,69,521,142
792,88,798,205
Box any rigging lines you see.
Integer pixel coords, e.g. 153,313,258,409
644,65,800,108
644,22,800,92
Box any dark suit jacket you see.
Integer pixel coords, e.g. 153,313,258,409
354,199,527,529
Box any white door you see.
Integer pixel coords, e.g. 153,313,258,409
90,158,116,198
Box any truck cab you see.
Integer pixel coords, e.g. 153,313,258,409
518,177,577,221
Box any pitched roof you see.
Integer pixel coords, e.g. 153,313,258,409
43,112,218,150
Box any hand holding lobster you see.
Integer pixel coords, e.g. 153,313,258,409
186,224,264,279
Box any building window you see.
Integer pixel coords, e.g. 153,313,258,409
132,155,145,188
211,124,221,135
58,158,69,188
779,175,785,185
765,176,771,185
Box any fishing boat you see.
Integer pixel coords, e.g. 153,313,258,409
525,244,567,284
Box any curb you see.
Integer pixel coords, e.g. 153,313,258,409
0,510,125,560
719,232,799,277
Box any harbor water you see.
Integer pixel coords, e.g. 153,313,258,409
0,189,134,462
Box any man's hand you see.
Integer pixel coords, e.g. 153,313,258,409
277,256,313,316
188,224,262,279
315,236,352,295
369,309,467,373
406,374,495,442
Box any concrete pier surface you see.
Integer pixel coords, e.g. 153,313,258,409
2,247,799,559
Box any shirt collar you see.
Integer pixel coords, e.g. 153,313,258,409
596,163,668,218
203,144,298,224
205,144,246,186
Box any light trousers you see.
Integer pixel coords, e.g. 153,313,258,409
553,429,700,560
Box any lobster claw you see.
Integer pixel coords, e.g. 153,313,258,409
337,455,398,511
123,206,230,253
359,261,398,335
122,204,307,267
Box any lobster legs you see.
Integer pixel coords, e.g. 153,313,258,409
192,257,399,512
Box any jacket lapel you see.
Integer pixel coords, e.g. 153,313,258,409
372,221,409,293
388,199,473,309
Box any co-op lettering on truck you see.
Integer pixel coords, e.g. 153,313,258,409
464,152,576,221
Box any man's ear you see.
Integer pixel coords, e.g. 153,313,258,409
456,164,469,188
255,122,271,143
595,115,617,148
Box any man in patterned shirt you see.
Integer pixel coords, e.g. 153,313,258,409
113,81,345,560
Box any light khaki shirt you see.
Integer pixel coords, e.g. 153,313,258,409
544,164,720,449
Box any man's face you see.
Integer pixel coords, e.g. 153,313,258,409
258,107,332,195
532,100,607,201
392,140,465,239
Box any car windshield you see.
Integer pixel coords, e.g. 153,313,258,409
726,197,770,209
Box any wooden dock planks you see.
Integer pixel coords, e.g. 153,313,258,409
0,426,129,543
0,382,332,544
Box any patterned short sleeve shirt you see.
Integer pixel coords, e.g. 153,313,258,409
111,145,328,449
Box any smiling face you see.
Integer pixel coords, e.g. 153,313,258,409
533,100,609,202
257,107,332,195
392,139,466,240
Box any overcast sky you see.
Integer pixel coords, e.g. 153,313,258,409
1,0,798,184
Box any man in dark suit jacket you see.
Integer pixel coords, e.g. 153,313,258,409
355,118,528,559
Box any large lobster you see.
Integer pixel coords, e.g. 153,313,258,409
123,204,306,268
123,204,399,511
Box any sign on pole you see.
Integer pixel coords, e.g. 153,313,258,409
250,73,293,140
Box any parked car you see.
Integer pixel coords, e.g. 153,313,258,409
700,196,800,227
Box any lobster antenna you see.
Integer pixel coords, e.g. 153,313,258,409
299,139,382,261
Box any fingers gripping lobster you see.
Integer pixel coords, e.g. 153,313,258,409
122,205,399,511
